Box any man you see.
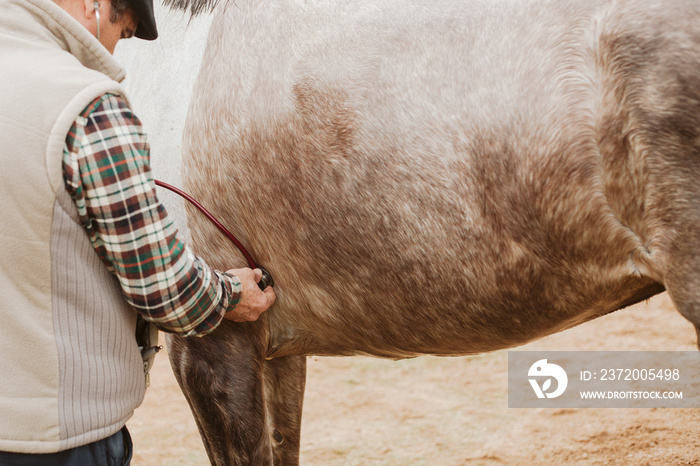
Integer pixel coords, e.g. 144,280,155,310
0,0,276,463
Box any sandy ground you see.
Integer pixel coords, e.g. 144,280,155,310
127,292,700,465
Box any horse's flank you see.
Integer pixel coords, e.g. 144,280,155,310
178,0,696,359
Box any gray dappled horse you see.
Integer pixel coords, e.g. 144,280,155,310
162,0,700,463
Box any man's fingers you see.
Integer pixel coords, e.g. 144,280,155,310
262,286,277,306
221,267,277,322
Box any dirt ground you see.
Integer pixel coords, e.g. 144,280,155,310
127,292,700,465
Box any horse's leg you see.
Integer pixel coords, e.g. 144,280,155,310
644,139,700,351
263,356,307,464
167,321,271,466
599,17,700,348
642,97,700,351
663,225,700,351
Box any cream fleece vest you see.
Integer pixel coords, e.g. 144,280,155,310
0,0,146,453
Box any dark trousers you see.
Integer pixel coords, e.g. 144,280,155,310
0,426,132,466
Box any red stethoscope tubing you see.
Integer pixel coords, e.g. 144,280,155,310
154,179,258,269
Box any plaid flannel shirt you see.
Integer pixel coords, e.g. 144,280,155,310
62,94,241,337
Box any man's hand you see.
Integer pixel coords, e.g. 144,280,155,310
224,267,277,322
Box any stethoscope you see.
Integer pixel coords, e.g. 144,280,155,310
93,1,100,41
155,180,274,291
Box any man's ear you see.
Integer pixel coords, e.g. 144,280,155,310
80,0,99,20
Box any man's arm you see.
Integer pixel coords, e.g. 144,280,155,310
62,93,273,336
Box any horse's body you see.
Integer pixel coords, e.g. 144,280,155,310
163,0,700,463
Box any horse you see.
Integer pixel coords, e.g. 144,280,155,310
152,0,700,463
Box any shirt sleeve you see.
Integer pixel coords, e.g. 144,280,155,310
62,93,241,337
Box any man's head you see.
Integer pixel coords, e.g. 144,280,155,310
54,0,157,54
117,0,157,41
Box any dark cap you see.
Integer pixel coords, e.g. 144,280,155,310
128,0,158,40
